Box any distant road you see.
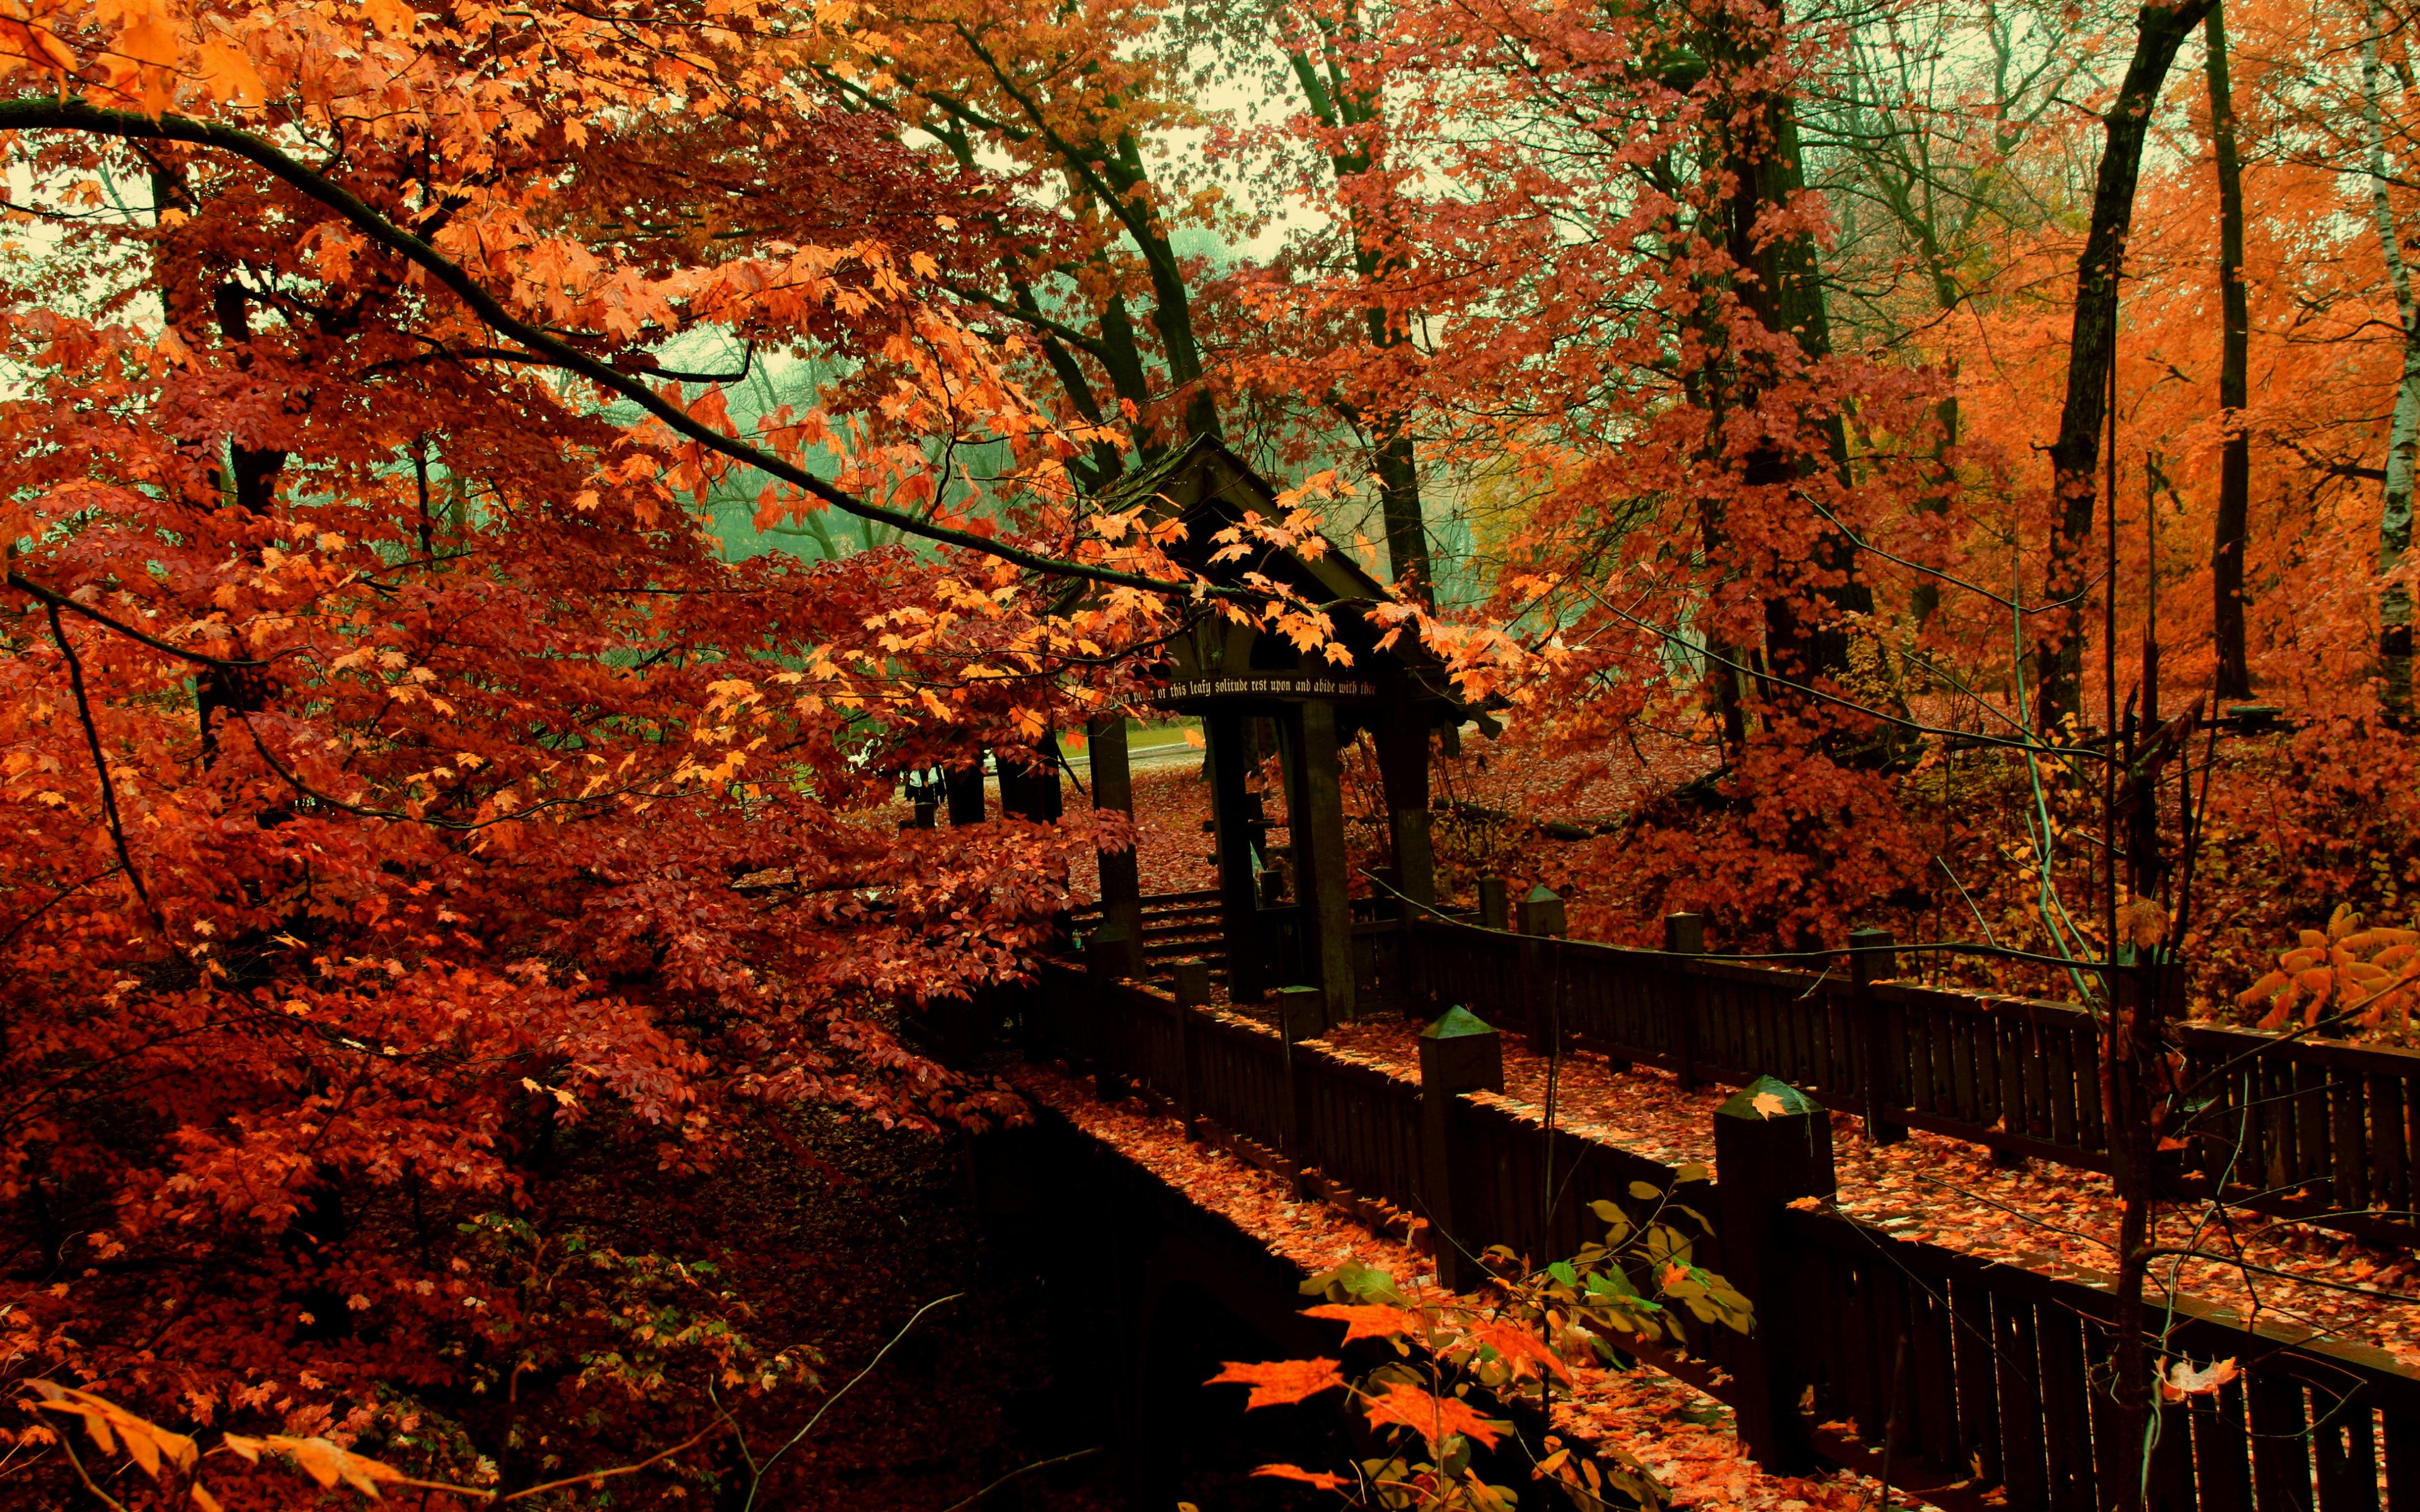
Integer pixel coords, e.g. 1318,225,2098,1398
1062,741,1202,775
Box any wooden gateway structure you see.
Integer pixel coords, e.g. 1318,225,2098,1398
1083,436,1468,1024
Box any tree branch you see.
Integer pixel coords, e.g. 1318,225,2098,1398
43,604,158,926
9,571,268,668
0,99,1197,600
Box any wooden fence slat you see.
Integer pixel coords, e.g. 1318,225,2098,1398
2248,1368,2314,1512
1912,1279,1960,1472
2315,1398,2380,1512
2048,1029,2081,1150
2194,1383,2256,1512
2302,1062,2336,1192
1998,1297,2051,1512
2149,1397,2198,1512
1952,1279,2000,1487
2038,1305,2099,1512
2371,1075,2408,1217
2384,1408,2420,1512
2339,1077,2371,1218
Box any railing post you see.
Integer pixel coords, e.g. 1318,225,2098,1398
1665,912,1706,1089
1518,883,1566,937
1477,876,1509,932
1274,985,1325,1194
1849,927,1906,1145
1087,926,1133,1101
1419,1007,1504,1291
1173,958,1210,1140
1714,1075,1836,1474
1518,885,1566,1053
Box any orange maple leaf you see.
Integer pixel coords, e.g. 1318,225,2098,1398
1255,1463,1352,1490
1206,1358,1346,1408
1467,1320,1570,1382
1362,1380,1506,1452
1303,1303,1422,1343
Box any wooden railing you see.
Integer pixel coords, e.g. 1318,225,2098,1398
1412,913,2420,1246
1018,954,2420,1511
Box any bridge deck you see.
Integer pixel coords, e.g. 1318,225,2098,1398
1005,1058,1885,1510
1004,951,2420,1511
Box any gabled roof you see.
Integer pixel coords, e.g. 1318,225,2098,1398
1097,433,1395,614
1097,433,1460,704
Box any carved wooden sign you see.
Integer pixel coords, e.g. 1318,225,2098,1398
1154,673,1380,704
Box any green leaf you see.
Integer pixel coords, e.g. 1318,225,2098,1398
1589,1198,1625,1223
1676,1161,1712,1185
1627,1180,1662,1201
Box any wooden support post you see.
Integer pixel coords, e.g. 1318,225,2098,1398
1714,1075,1837,1474
1518,885,1566,1053
1173,959,1210,1139
1666,912,1706,1089
1373,701,1437,910
1850,927,1907,1145
1088,715,1143,978
1086,927,1133,1101
1274,985,1326,1191
1206,711,1263,1002
1477,876,1509,931
945,755,986,825
1369,697,1433,1019
1419,1007,1504,1291
1289,699,1357,1021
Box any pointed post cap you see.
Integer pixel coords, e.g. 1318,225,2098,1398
1717,1075,1821,1121
1422,1005,1497,1040
1517,885,1567,937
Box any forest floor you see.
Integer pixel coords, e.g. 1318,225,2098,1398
549,1104,1120,1511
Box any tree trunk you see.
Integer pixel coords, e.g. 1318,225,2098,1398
2207,4,2253,701
2365,0,2418,721
197,282,289,763
1911,390,1959,631
1289,37,1438,600
1724,66,1870,692
2032,0,2215,731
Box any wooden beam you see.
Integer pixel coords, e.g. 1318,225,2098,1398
1290,699,1356,1022
1206,710,1262,1000
1373,700,1436,908
1088,715,1143,976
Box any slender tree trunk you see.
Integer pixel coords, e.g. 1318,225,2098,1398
2206,4,2253,701
1371,428,1432,598
2365,0,2418,721
2032,0,2215,731
1289,36,1437,599
1911,389,1959,631
197,284,289,762
1722,50,1870,692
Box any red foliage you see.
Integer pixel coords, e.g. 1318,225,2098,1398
0,2,1195,1494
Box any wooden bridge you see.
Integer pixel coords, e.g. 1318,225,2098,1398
986,892,2420,1512
925,441,2420,1509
